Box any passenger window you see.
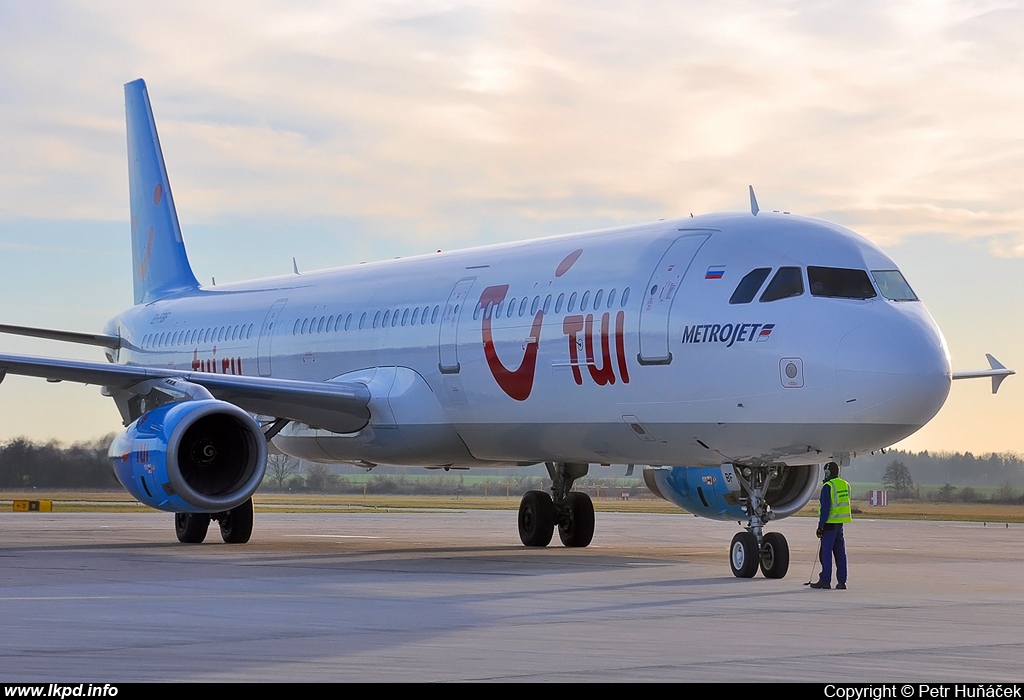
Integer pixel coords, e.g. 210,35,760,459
530,296,539,315
431,306,440,323
373,311,381,329
594,289,603,310
543,294,552,314
555,293,564,314
345,313,352,330
760,267,804,302
581,290,590,311
620,287,630,307
402,308,409,326
871,270,918,301
519,298,528,317
507,298,516,318
568,292,577,313
730,268,772,304
359,312,367,330
391,309,399,328
411,307,420,325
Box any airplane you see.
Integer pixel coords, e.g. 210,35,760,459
0,79,1013,578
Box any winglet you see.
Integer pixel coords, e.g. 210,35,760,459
749,185,759,216
986,354,1013,394
951,354,1015,394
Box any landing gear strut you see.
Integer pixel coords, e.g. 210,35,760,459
173,497,254,545
517,462,595,548
729,465,790,579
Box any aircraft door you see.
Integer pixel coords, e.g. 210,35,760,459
438,277,476,374
637,234,710,365
257,298,288,376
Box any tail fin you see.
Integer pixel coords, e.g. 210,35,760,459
124,79,200,304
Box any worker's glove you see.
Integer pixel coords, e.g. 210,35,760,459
815,527,823,539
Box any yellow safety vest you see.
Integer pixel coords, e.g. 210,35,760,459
826,477,852,524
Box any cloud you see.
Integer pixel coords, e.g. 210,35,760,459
1,0,1023,254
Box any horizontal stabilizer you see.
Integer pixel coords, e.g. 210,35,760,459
0,323,121,350
951,353,1015,394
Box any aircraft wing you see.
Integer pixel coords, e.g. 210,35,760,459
951,354,1015,394
0,323,122,349
0,352,371,433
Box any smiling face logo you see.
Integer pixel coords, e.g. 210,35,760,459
479,285,544,401
135,226,154,282
479,249,583,401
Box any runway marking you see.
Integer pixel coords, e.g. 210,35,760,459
287,534,383,539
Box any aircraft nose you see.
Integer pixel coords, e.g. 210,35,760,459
835,308,951,430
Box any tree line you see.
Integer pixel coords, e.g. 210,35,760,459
880,459,1021,503
3,436,1024,499
0,436,118,488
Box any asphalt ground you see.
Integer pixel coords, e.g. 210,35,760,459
1,510,1022,682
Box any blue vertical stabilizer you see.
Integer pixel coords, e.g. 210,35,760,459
125,79,200,304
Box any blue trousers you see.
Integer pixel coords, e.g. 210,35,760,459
818,524,847,585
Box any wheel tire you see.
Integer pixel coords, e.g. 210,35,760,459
175,512,210,544
729,532,759,578
518,490,555,547
219,498,254,544
558,491,595,548
759,531,790,579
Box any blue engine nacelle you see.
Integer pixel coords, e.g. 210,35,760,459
108,400,267,513
643,464,819,521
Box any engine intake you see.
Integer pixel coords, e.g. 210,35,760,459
109,400,267,513
643,463,819,522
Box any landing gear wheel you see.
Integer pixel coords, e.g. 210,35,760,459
175,512,210,544
729,532,759,578
759,531,790,579
519,490,556,547
558,492,595,548
219,498,254,544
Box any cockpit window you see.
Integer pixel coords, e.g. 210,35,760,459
729,268,771,305
759,267,804,302
808,266,877,300
871,270,919,301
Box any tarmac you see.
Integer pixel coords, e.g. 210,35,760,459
1,509,1022,682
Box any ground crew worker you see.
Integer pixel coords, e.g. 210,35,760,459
810,461,850,590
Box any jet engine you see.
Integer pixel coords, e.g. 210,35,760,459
109,399,267,513
643,463,819,521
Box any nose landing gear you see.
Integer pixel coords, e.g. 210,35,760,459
729,465,790,579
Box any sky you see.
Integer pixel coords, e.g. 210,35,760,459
1,0,1024,454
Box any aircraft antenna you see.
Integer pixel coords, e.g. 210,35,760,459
749,185,759,216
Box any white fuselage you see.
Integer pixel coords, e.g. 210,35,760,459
108,211,952,469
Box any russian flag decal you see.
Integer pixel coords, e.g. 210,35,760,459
705,266,725,280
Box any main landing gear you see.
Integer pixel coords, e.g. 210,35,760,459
174,497,254,544
728,465,790,579
518,462,595,548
